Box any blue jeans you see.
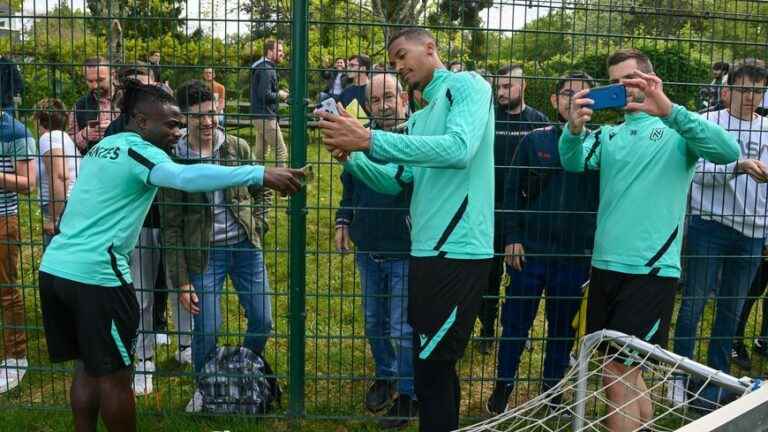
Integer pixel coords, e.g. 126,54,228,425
674,216,763,375
356,253,414,397
497,257,589,391
189,240,273,374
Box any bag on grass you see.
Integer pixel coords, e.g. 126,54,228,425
198,346,281,415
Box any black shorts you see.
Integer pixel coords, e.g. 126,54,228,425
39,271,139,377
408,256,493,361
586,267,677,349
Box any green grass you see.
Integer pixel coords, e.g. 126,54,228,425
1,131,767,430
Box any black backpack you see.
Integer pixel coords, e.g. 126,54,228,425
198,346,281,415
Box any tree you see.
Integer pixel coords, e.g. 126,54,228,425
370,0,428,43
86,0,185,40
238,0,291,40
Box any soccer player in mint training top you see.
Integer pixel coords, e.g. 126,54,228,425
38,80,304,432
317,28,495,431
561,49,740,432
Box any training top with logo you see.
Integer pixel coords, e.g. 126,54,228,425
690,109,768,239
40,132,265,287
344,68,495,259
559,106,740,278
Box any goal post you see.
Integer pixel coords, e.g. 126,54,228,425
460,330,762,432
573,330,756,431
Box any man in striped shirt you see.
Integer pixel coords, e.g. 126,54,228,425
0,111,36,393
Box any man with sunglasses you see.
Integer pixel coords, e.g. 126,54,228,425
562,49,739,431
674,59,768,408
487,71,599,414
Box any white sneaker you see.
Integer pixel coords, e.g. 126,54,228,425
186,389,204,413
132,360,156,396
155,333,170,346
0,358,28,393
175,346,192,365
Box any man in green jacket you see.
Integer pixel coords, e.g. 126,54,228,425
560,49,740,432
317,28,495,431
159,80,272,412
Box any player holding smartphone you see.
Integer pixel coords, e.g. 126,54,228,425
559,49,740,432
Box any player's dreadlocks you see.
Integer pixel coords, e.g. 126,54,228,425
118,78,176,119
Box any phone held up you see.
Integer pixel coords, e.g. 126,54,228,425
585,84,627,111
319,97,340,116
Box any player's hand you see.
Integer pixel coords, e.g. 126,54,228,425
567,89,594,135
621,70,673,118
263,167,305,195
179,284,200,315
335,225,351,252
278,90,289,101
504,243,526,271
736,159,768,182
317,103,372,153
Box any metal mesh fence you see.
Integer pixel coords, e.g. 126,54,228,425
0,0,766,429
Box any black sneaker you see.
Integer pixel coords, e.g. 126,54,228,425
486,383,513,415
732,341,751,370
754,338,768,358
365,379,397,413
379,394,418,430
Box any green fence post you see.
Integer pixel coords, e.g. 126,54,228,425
288,0,309,423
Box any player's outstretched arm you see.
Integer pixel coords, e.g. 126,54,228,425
149,162,305,195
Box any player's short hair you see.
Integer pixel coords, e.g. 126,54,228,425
555,71,597,93
607,48,654,74
33,98,68,131
727,58,767,86
387,27,436,50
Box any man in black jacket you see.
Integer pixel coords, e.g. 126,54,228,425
67,57,117,154
476,64,549,355
334,72,417,429
0,55,23,116
486,71,599,414
250,39,288,168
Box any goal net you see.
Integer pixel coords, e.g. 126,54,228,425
459,330,763,432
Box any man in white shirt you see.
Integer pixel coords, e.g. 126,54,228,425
674,59,768,408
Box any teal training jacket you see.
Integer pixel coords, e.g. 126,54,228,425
344,68,495,259
559,106,740,278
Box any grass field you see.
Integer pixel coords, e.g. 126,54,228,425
0,130,767,431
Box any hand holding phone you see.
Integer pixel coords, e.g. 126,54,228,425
586,84,627,111
319,97,340,116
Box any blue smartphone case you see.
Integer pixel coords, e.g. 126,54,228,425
587,84,627,110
